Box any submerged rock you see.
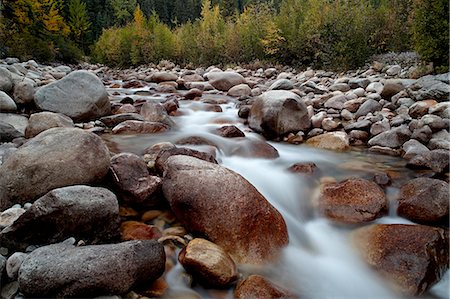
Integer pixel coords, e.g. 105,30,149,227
352,224,449,295
234,275,296,299
162,155,288,264
18,240,165,298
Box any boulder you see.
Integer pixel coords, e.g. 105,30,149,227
110,153,162,207
112,120,169,134
0,186,120,250
13,81,34,105
0,67,13,92
0,113,28,134
402,139,429,160
368,125,411,148
24,112,73,138
0,91,17,112
162,155,288,264
178,238,238,287
407,75,449,102
318,178,388,223
0,128,110,211
216,125,245,138
352,224,449,295
155,146,217,174
18,240,165,298
140,102,175,127
99,113,144,127
381,80,405,99
0,122,23,142
34,70,110,121
354,99,382,119
397,178,448,224
234,275,296,299
227,84,251,97
268,79,294,91
151,72,178,83
306,132,350,151
406,149,449,173
249,90,310,138
207,72,246,92
0,207,25,229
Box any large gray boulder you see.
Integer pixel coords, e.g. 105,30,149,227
206,72,246,92
34,70,110,121
249,90,310,139
0,67,13,92
0,122,23,142
0,91,17,112
0,128,110,210
18,240,165,298
368,125,411,148
162,155,288,265
0,186,120,250
406,75,450,102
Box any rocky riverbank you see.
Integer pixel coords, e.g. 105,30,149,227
0,57,448,298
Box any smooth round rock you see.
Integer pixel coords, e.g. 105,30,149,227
0,91,17,112
24,112,74,138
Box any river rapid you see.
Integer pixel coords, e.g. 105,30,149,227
103,88,449,299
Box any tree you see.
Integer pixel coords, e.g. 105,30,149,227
109,0,137,26
68,0,91,47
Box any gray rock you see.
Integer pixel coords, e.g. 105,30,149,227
368,125,411,148
329,83,350,92
34,70,110,121
140,101,175,128
386,65,401,76
311,112,327,128
1,281,19,299
99,113,144,127
344,119,371,131
349,78,370,89
151,71,178,83
381,80,405,99
354,99,382,119
268,79,293,91
407,75,450,102
18,240,165,298
411,125,432,143
370,119,390,136
0,207,25,228
322,118,340,131
13,81,34,105
366,82,383,94
0,121,23,142
420,114,447,132
429,102,450,118
6,252,27,279
0,128,110,211
0,186,120,250
24,112,73,138
324,94,347,110
0,92,17,112
0,114,28,134
402,139,430,160
0,68,13,92
249,90,310,138
207,72,246,92
406,149,449,173
227,84,251,97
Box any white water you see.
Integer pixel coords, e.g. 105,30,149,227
105,93,449,299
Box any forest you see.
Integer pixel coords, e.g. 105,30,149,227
0,0,448,71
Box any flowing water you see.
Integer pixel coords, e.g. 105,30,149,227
102,88,449,299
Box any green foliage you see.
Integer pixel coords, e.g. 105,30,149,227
411,0,449,71
68,0,91,51
109,0,137,25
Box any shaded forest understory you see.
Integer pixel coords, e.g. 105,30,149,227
0,0,448,71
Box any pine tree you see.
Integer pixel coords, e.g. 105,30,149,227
68,0,91,41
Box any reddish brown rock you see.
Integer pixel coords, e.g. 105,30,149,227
115,104,137,114
122,80,143,89
234,275,297,299
162,155,289,264
216,125,245,138
184,88,203,100
121,221,162,241
231,140,279,159
306,132,350,151
178,238,238,287
288,162,318,175
110,153,163,207
397,178,449,224
112,120,169,134
352,224,449,295
318,178,388,223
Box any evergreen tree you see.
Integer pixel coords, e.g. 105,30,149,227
68,0,91,49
